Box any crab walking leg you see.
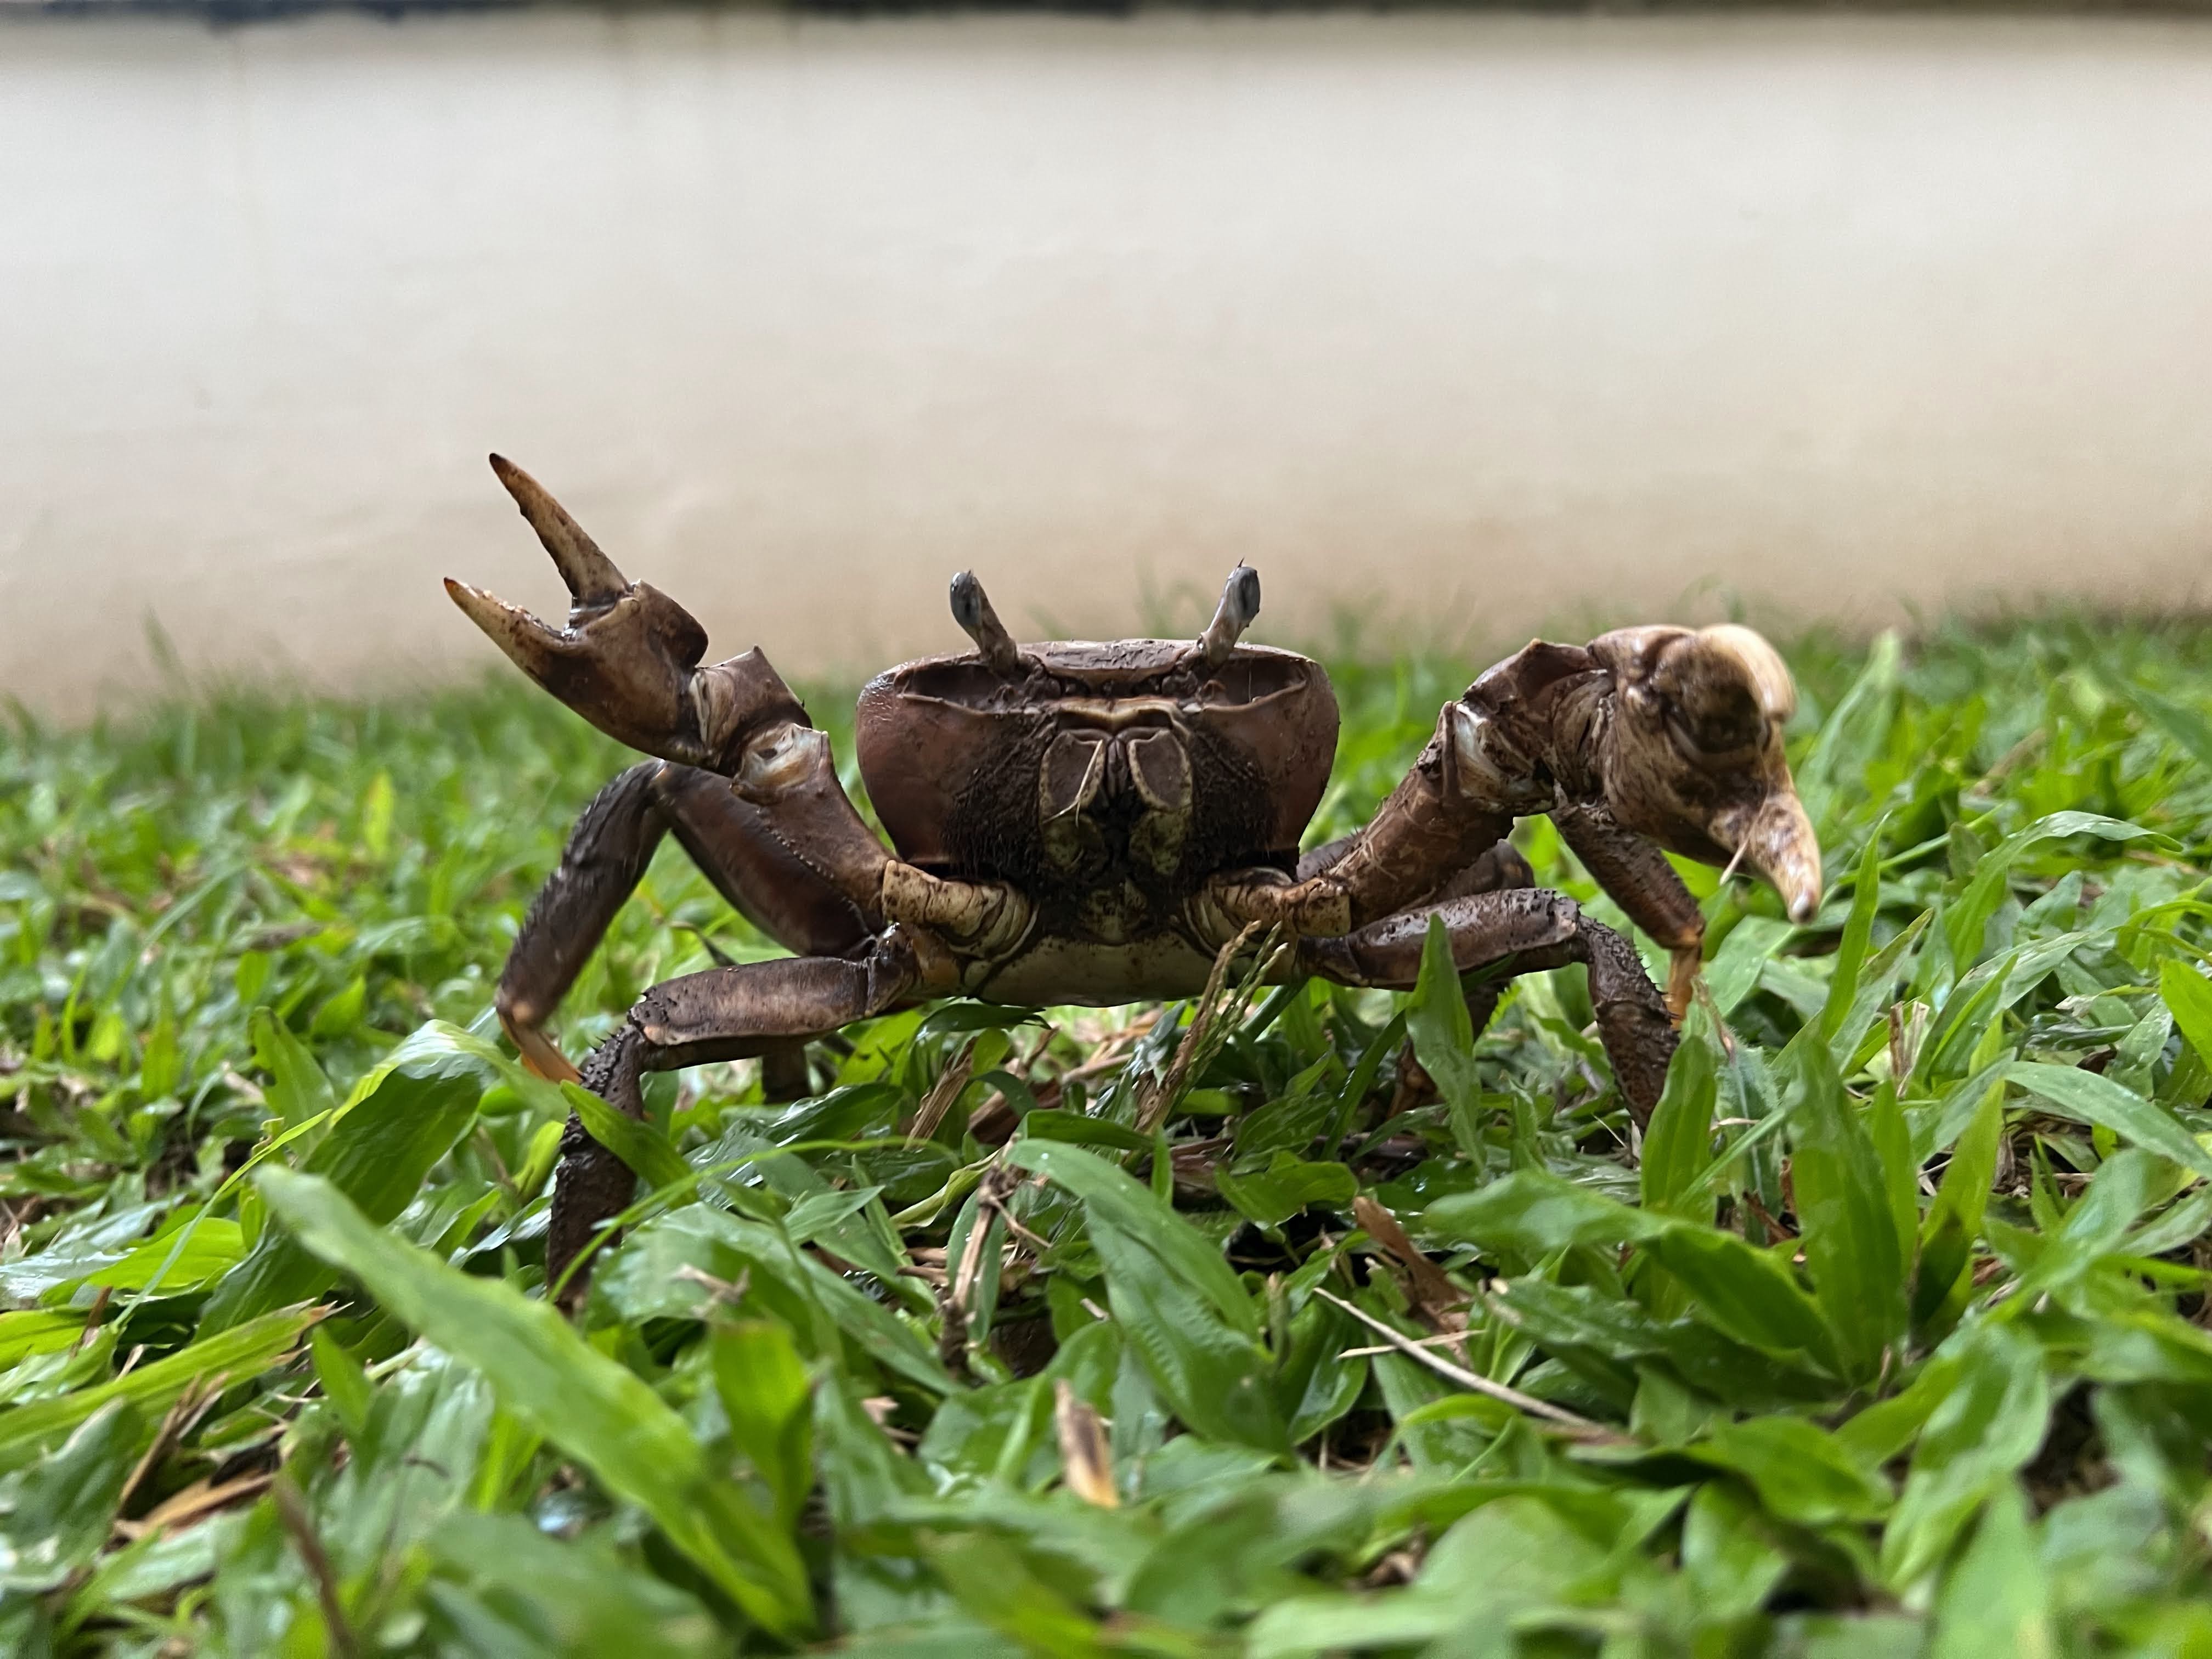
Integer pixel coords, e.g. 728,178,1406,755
1551,801,1707,1021
549,936,927,1306
496,765,668,1081
496,761,885,1082
1300,888,1678,1124
1298,833,1534,904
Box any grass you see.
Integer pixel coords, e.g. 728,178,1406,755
9,617,2212,1654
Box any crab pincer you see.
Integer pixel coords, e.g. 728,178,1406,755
444,456,800,771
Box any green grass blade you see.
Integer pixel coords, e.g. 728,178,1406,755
0,1308,322,1454
253,1166,815,1639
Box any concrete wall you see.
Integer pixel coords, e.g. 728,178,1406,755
4,10,2211,717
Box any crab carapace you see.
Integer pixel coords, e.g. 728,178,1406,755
446,456,1823,1302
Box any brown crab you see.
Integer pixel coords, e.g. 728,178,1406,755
447,457,1822,1301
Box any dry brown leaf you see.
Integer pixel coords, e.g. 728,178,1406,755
1353,1195,1467,1331
1054,1379,1118,1508
114,1471,276,1543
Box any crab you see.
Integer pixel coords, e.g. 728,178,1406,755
447,456,1824,1302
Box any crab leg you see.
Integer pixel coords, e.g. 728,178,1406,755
496,760,884,1082
549,935,930,1306
1300,888,1677,1124
1551,801,1707,1020
1298,833,1534,904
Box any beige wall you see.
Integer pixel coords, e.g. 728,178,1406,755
4,10,2211,717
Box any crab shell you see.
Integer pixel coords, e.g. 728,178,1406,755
855,641,1339,884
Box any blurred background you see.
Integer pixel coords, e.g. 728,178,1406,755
4,2,2211,718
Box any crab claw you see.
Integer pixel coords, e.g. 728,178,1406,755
1588,623,1824,924
1195,565,1261,668
448,459,801,769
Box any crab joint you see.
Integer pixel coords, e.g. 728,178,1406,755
1201,870,1351,940
1194,565,1262,668
882,862,1034,958
949,572,1023,675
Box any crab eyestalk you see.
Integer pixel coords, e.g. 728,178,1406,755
1195,565,1261,668
949,571,1022,674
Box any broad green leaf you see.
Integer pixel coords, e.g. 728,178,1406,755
0,1312,84,1369
1914,1077,2003,1337
1688,1415,1892,1526
1276,1295,1367,1444
1788,1036,1906,1383
2014,1148,2161,1298
2157,958,2212,1070
1090,1212,1288,1454
1424,1167,1665,1259
2111,675,2212,774
1882,1323,2050,1586
926,1530,1117,1658
1644,1227,1840,1375
1820,821,1889,1046
424,1510,723,1658
713,1320,815,1531
309,1327,373,1437
1944,812,2163,972
1245,1494,1611,1658
1215,1154,1356,1233
0,1307,320,1453
1796,629,1901,831
1491,1277,1831,1409
1641,1019,1718,1222
2005,1061,2212,1181
1679,1481,1789,1623
1927,1482,2053,1659
1007,1141,1257,1339
1431,1169,1838,1372
0,1403,142,1591
1869,1082,1917,1271
201,1021,500,1332
601,1207,956,1395
1707,917,1797,1018
1018,1110,1152,1154
78,1219,243,1295
248,1006,338,1129
1406,915,1484,1160
254,1167,815,1639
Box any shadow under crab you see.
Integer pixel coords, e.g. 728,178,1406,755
446,455,1824,1304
